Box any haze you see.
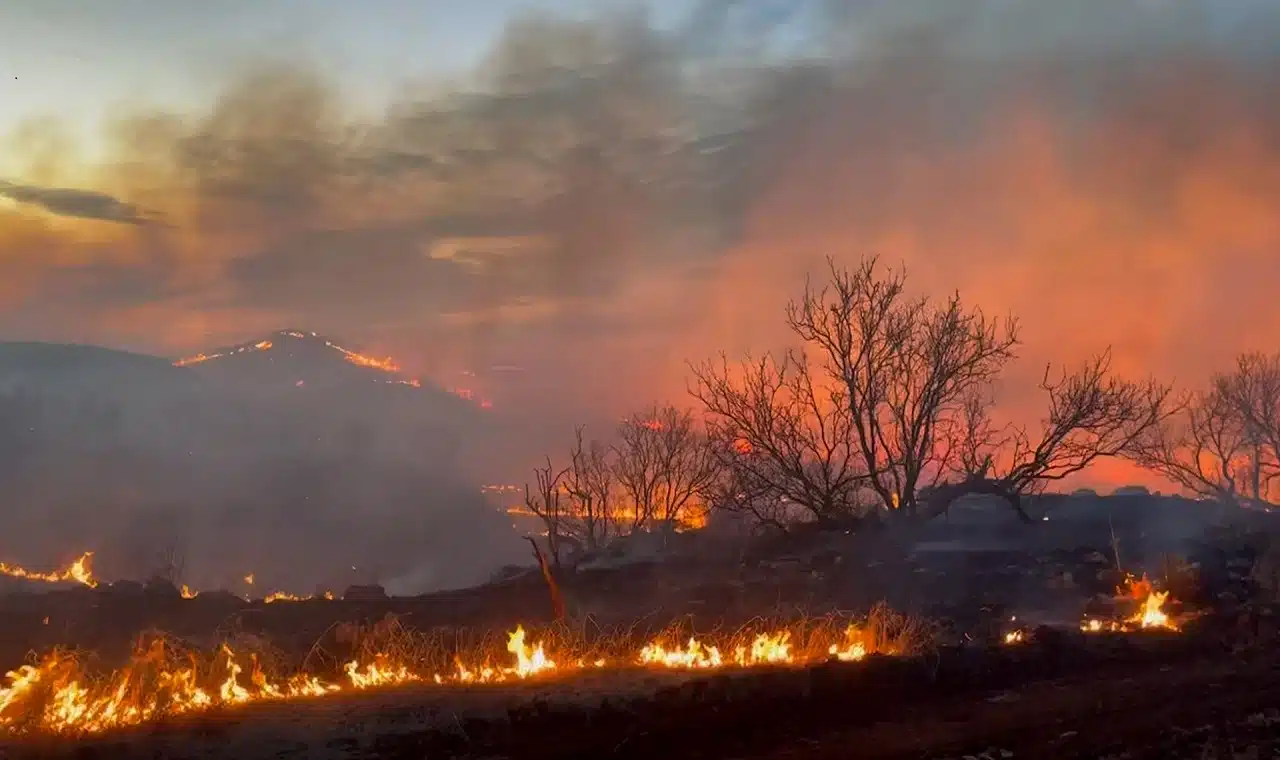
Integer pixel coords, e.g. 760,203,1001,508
1,0,1277,590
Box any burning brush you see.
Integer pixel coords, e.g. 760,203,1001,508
1080,574,1179,633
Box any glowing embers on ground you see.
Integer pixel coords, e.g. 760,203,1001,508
1080,574,1179,633
0,552,96,588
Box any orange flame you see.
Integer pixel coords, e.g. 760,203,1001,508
1081,574,1178,633
0,552,96,587
0,622,894,736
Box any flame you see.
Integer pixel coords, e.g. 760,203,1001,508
324,340,399,373
827,625,870,661
180,585,197,599
0,553,96,587
242,574,254,586
506,501,707,531
0,584,1192,738
173,352,218,367
639,631,793,669
0,622,893,736
1081,574,1178,633
263,590,334,603
173,339,273,367
173,333,410,381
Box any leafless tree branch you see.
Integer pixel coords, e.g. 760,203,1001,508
689,350,870,527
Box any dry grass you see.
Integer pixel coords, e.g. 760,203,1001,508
0,602,936,738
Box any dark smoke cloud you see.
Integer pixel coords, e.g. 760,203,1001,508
0,179,161,225
1,1,1280,587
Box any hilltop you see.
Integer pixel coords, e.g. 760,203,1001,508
173,329,425,391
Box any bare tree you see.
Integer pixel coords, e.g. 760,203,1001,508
612,404,720,535
150,540,187,586
786,256,1019,516
1130,352,1279,507
1128,387,1256,505
690,351,870,527
523,457,571,566
1216,352,1280,502
928,351,1172,520
699,458,794,533
562,426,617,550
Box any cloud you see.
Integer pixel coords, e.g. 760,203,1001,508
0,179,162,225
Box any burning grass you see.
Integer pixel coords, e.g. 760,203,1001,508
0,605,936,738
1080,574,1180,633
0,553,96,588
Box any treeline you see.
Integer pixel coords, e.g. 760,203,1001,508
524,256,1278,564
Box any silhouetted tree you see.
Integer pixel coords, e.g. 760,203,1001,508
612,404,719,534
697,255,1170,525
690,351,869,526
1130,352,1279,507
785,256,1019,516
1216,352,1280,502
523,457,571,566
562,426,617,550
929,350,1172,520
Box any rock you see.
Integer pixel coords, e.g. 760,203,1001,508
343,583,388,601
1048,571,1075,589
192,590,245,605
105,580,144,596
143,577,182,599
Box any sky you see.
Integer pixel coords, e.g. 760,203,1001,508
0,0,699,158
1,0,1279,491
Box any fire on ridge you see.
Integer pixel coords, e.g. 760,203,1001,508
169,330,490,405
172,330,402,375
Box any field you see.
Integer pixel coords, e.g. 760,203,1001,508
2,494,1278,759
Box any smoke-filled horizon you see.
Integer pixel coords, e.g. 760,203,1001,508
3,0,1280,527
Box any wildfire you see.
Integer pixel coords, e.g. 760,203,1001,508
506,501,708,531
324,340,400,373
0,553,96,588
173,339,273,367
0,622,883,737
263,590,334,603
1080,574,1178,633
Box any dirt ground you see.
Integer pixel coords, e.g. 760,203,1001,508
741,651,1280,760
10,617,1280,760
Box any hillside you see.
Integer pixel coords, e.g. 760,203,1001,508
0,335,520,595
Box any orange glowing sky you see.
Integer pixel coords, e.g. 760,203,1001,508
2,1,1278,491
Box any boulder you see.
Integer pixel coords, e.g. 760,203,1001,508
343,584,388,601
